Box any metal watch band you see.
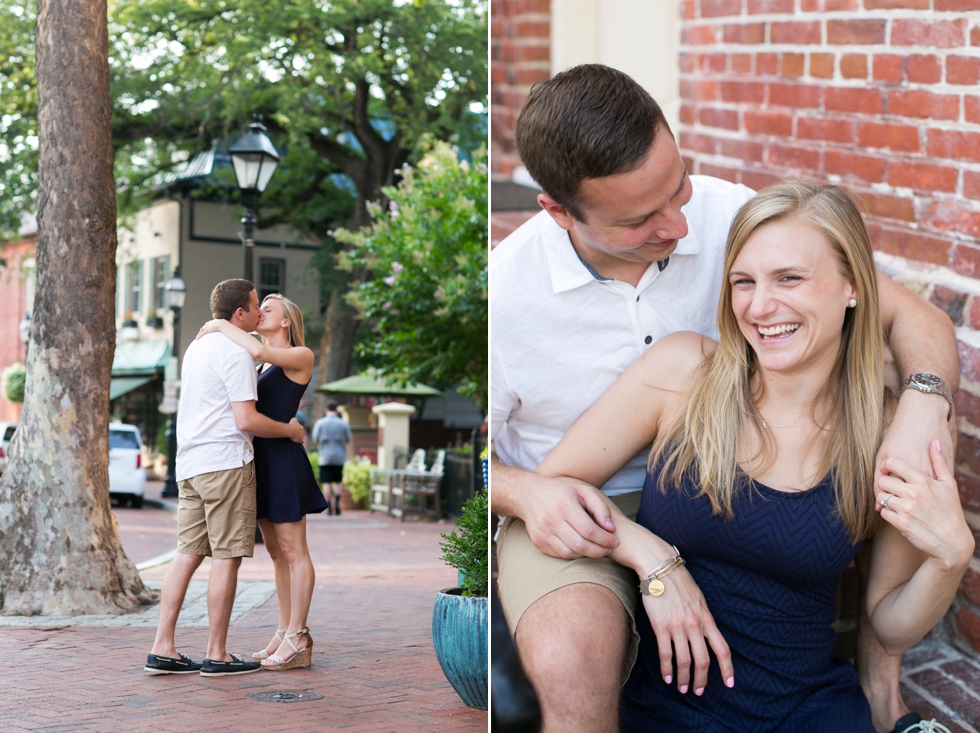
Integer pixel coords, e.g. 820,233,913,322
901,372,953,422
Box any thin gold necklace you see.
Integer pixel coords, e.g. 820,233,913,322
759,408,832,430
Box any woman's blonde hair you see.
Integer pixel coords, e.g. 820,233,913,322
651,180,883,542
262,293,306,347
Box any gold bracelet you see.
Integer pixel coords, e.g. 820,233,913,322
639,546,686,597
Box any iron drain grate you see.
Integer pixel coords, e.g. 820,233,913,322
247,690,324,703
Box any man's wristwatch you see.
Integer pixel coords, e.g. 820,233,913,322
901,372,953,422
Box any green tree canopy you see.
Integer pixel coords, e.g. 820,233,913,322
1,0,486,237
109,0,486,226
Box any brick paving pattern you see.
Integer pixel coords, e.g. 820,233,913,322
1,482,487,732
901,638,980,733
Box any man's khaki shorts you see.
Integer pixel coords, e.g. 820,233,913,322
496,491,643,685
177,461,257,559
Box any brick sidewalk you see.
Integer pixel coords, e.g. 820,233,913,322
1,483,487,732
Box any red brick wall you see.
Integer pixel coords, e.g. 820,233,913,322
491,0,552,179
678,0,980,654
0,238,33,423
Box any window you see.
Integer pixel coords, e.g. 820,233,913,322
109,429,140,450
22,258,36,314
152,255,170,311
258,258,285,301
125,260,143,314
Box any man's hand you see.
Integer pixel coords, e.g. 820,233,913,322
287,418,305,444
874,389,954,504
518,475,619,560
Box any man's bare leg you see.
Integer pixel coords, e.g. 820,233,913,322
856,543,909,733
205,557,243,661
515,583,631,733
150,552,205,658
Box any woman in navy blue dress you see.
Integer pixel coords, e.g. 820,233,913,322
199,293,326,671
535,182,974,732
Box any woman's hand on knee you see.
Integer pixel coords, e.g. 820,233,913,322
643,568,734,696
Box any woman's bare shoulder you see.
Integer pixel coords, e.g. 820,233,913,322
630,331,716,389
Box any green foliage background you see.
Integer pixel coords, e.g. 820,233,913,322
0,0,488,419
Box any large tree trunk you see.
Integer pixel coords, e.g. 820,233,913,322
309,81,402,409
313,283,363,417
0,0,155,615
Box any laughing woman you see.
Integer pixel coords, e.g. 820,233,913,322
532,181,973,732
198,293,327,671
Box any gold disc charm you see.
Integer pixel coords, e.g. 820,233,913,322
647,579,665,596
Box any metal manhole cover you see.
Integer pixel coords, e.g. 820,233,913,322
247,690,324,703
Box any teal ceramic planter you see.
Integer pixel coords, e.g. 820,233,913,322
432,588,488,710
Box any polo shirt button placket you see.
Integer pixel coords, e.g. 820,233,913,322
644,335,653,345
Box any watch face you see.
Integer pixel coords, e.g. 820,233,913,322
914,373,943,389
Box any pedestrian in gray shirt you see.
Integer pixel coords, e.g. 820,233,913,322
312,402,352,515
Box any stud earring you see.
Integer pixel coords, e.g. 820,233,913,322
848,298,857,308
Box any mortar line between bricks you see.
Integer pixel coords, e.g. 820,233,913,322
924,659,980,706
901,678,980,733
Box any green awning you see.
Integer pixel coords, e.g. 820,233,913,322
110,376,154,401
314,374,443,397
112,339,171,376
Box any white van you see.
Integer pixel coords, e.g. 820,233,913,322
0,421,17,476
109,423,147,508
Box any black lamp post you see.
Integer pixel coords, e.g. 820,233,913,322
229,120,281,283
161,267,186,499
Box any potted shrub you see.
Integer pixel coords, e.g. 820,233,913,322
121,311,138,328
432,489,488,710
145,310,164,328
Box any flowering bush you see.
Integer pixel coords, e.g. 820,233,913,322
336,141,488,409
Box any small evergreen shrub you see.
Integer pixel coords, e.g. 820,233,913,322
440,490,488,597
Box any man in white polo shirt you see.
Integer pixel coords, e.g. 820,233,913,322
145,279,305,677
491,64,959,733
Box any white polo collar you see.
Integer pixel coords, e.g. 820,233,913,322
544,218,704,294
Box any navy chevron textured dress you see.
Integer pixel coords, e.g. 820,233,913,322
253,365,328,523
621,460,876,733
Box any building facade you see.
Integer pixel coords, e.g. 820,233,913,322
0,187,320,451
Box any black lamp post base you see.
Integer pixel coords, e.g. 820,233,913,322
161,478,179,498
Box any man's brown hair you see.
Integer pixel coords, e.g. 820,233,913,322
210,279,255,320
515,64,670,221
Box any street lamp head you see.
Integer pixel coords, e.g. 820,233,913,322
164,268,186,311
18,313,30,344
229,120,282,196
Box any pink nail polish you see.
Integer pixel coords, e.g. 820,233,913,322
664,675,672,684
726,676,734,688
695,687,704,696
680,685,688,694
